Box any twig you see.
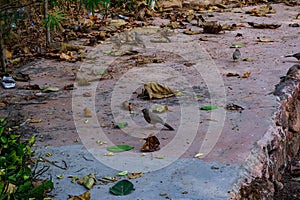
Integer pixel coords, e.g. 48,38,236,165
8,102,47,105
39,157,68,170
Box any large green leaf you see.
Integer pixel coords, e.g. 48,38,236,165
109,180,134,195
107,145,133,153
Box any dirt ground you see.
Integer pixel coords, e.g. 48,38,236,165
1,2,300,199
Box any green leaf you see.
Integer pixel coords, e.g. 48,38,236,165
117,171,128,176
116,122,128,129
231,43,245,48
200,104,218,110
28,180,54,198
110,180,134,195
107,145,133,152
99,69,105,75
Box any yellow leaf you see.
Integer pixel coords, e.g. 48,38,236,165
194,153,204,158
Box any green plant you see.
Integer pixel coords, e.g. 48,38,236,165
0,118,53,199
44,10,66,32
80,0,111,16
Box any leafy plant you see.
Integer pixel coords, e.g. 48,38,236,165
80,0,110,16
44,10,66,32
0,118,53,199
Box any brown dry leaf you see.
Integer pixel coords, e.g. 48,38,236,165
68,191,90,200
138,82,175,99
77,78,91,86
225,103,244,111
257,37,274,42
122,101,134,112
141,135,160,152
83,92,93,97
84,107,92,117
28,119,42,123
203,21,223,34
0,102,6,107
128,172,143,179
246,4,275,17
242,72,251,78
169,22,179,29
23,46,30,54
6,49,12,59
248,22,281,29
152,105,168,113
199,37,208,41
60,42,85,52
226,72,240,77
183,29,201,35
159,0,182,9
110,19,127,27
60,52,72,61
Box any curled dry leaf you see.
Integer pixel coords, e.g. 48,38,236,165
138,82,175,99
152,105,168,113
257,37,274,42
77,173,96,190
248,22,281,29
183,29,201,35
128,172,143,179
242,72,251,78
122,101,134,112
77,78,91,86
194,153,204,158
84,107,92,117
141,135,160,152
226,72,240,77
225,103,244,111
68,191,90,200
203,21,222,34
83,92,93,97
199,37,208,41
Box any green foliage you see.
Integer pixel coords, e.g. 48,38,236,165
44,10,66,32
0,118,53,199
80,0,111,15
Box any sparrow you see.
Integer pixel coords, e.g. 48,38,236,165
233,48,241,61
134,32,145,48
285,53,300,61
141,108,174,131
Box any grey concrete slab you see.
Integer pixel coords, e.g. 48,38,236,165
36,145,240,200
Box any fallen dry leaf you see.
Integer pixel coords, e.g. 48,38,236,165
138,82,175,99
248,22,281,29
203,21,223,34
68,191,90,200
141,135,160,152
242,72,251,78
84,107,92,117
128,172,143,179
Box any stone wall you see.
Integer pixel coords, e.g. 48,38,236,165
233,75,300,199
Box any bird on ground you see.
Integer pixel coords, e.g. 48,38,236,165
233,48,241,61
141,108,174,131
285,53,300,61
134,32,145,48
286,64,300,79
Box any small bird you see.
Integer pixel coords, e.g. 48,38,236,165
233,48,241,61
134,32,145,48
142,108,174,131
286,64,300,79
285,53,300,61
